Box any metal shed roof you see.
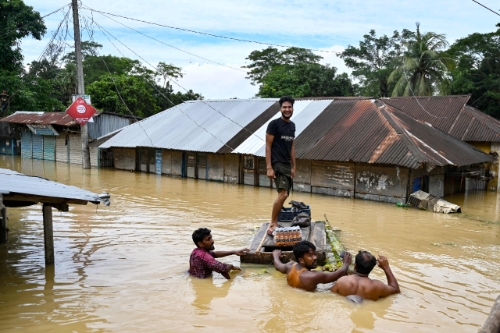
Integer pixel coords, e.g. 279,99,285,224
100,99,278,152
296,100,492,168
0,168,108,207
382,96,500,142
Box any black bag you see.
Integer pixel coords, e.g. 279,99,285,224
291,212,311,228
289,200,308,212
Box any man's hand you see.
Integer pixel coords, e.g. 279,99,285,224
273,249,284,259
234,248,250,256
377,255,390,270
291,168,296,179
267,167,275,180
342,252,352,267
229,264,241,271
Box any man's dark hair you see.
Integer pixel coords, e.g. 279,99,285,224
355,250,377,275
293,240,316,261
192,228,211,246
279,96,295,106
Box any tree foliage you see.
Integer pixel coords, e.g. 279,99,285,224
448,24,500,118
0,0,46,73
341,29,413,97
388,23,453,96
244,47,355,98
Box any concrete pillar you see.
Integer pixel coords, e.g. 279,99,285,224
42,204,54,264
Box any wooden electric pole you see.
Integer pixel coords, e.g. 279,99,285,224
72,0,91,169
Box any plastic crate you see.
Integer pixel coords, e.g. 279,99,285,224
278,206,311,222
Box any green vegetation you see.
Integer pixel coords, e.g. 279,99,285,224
1,1,499,119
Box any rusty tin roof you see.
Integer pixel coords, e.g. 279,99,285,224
295,99,493,168
382,96,500,142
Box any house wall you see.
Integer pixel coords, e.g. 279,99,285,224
224,154,239,184
207,153,224,181
311,161,354,197
355,165,408,203
490,142,500,192
55,135,68,163
68,134,82,165
257,157,271,188
171,151,183,177
294,159,312,193
114,148,136,171
0,137,18,155
161,150,172,175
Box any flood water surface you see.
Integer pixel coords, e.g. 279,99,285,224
1,157,499,332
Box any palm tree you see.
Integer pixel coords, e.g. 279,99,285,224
389,23,454,96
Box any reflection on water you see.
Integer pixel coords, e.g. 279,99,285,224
1,156,499,332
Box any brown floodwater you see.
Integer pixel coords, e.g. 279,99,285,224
0,156,499,333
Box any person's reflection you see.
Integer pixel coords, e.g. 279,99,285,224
189,276,233,314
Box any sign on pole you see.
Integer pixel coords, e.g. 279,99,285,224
65,97,97,126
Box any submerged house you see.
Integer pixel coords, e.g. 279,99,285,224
0,111,137,167
100,97,493,203
383,96,500,191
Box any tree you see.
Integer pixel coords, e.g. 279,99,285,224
388,23,453,96
243,47,322,85
341,29,413,97
0,0,46,73
448,24,500,118
244,47,355,98
258,63,355,98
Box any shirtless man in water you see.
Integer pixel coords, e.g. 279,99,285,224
331,250,400,301
273,241,352,291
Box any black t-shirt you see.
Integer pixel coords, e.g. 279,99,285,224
266,117,295,165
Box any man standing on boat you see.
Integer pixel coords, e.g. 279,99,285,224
189,228,249,279
266,96,296,236
331,251,400,301
273,241,352,291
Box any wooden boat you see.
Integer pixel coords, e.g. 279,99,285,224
240,220,329,265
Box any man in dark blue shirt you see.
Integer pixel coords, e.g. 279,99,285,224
265,96,296,236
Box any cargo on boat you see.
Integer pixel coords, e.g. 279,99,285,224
241,220,329,265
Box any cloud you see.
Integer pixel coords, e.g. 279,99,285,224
22,0,500,99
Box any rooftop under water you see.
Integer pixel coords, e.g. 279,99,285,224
0,156,499,332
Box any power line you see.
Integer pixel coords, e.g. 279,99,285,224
471,0,500,17
87,8,246,73
0,3,71,38
84,13,248,152
81,5,342,55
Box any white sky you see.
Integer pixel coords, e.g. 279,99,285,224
21,0,500,99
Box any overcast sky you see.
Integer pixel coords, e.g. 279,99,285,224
22,0,500,99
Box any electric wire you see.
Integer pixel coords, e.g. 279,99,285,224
83,11,266,149
471,0,500,16
399,58,448,119
0,3,71,38
81,5,342,54
83,13,243,152
91,9,246,73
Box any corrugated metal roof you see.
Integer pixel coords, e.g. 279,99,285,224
99,97,493,169
0,111,81,126
100,99,278,152
0,168,107,205
296,100,492,168
232,99,334,156
382,96,500,142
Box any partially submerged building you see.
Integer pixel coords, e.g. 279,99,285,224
0,111,137,166
100,98,493,203
383,96,500,191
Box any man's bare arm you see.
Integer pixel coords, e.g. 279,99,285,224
376,256,400,298
290,140,296,178
266,133,274,179
307,252,352,285
272,250,290,274
214,248,249,258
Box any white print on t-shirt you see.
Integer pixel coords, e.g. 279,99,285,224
281,135,294,141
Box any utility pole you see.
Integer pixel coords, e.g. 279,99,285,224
72,0,91,169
